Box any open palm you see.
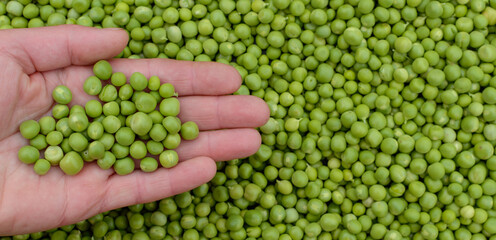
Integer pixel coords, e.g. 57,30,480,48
0,25,269,235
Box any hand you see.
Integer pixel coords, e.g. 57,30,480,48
0,25,269,235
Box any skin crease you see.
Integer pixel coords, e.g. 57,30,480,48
0,25,269,235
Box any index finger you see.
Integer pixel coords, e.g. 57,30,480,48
0,25,128,74
107,58,242,96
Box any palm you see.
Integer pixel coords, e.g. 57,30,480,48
0,26,268,235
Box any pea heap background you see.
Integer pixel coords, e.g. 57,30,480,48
3,0,496,239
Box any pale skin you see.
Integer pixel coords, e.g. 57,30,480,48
0,25,269,235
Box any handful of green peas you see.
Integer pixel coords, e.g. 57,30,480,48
18,60,199,175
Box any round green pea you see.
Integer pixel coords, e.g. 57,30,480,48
46,131,63,146
160,150,179,168
162,116,182,134
159,98,180,117
135,92,157,113
83,76,103,96
19,120,40,139
33,159,51,175
18,145,40,164
93,60,113,80
140,157,158,172
343,27,363,46
88,141,105,160
130,72,148,91
130,112,153,136
52,105,70,120
97,151,116,170
60,151,84,175
159,83,176,98
68,132,88,153
52,85,72,104
113,157,135,175
99,85,118,102
111,72,127,87
68,111,89,132
180,121,199,140
102,115,121,134
85,100,103,118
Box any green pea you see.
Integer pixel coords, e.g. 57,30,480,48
52,104,70,120
478,44,496,62
160,150,179,168
83,76,103,96
92,221,109,238
160,98,180,117
242,209,262,227
261,226,280,240
135,92,157,113
68,132,88,152
88,141,105,160
415,136,432,154
180,121,199,140
19,120,40,139
60,151,84,175
112,10,129,26
99,85,118,102
140,157,158,172
474,141,494,160
130,112,153,136
33,159,51,175
142,75,160,90
38,116,55,135
119,84,134,101
148,110,164,124
85,99,103,118
461,116,480,133
45,131,63,146
226,214,244,231
29,134,47,150
115,127,135,146
113,157,135,175
149,124,167,142
97,151,116,170
102,115,121,134
482,87,496,104
144,140,163,156
380,138,398,155
129,72,148,91
93,60,112,80
52,85,72,104
111,72,127,87
163,133,181,149
18,145,40,164
159,83,176,98
394,36,412,53
129,141,147,159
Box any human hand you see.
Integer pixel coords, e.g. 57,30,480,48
0,25,269,235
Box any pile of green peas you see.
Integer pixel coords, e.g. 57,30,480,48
18,60,199,175
4,0,496,239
